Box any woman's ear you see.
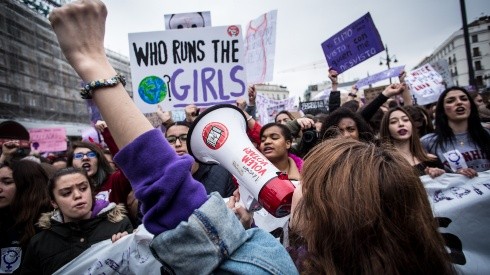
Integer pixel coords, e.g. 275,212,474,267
286,140,292,150
51,200,58,209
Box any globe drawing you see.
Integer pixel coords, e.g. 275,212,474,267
138,76,167,104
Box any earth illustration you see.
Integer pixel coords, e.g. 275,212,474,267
138,76,167,104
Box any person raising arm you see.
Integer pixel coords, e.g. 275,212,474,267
48,1,296,274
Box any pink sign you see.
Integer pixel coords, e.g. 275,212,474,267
29,127,67,153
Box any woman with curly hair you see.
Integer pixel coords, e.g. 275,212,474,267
319,107,375,143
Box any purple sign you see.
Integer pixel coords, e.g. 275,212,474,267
355,65,405,88
321,12,384,74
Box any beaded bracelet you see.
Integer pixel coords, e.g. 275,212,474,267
80,73,126,99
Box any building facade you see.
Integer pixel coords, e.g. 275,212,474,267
415,15,490,89
0,0,132,136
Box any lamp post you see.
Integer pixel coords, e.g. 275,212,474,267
379,44,398,84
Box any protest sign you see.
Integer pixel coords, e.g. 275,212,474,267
363,85,388,103
164,11,212,30
431,59,454,87
256,93,295,126
299,100,328,115
29,127,67,152
422,171,490,274
355,65,405,89
321,12,384,74
405,64,445,105
128,26,247,113
244,10,277,84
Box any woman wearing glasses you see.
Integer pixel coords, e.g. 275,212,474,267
67,141,133,210
165,121,235,198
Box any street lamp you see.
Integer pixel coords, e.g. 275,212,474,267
379,44,398,83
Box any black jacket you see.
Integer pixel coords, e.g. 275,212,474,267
0,209,22,275
21,204,132,275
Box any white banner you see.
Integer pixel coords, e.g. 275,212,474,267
54,225,161,274
405,64,445,105
422,171,490,274
129,26,247,113
244,10,278,84
256,93,296,126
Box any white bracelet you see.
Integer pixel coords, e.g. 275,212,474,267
247,116,253,121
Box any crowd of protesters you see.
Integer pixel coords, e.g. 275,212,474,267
1,0,490,274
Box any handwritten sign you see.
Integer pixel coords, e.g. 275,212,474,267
29,127,67,153
321,12,384,74
128,26,247,113
355,65,405,89
244,10,278,84
405,64,445,105
430,59,454,87
255,93,295,126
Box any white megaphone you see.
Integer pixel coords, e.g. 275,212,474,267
187,104,295,218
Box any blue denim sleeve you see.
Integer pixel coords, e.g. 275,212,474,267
150,193,298,275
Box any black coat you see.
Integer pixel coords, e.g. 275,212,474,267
21,204,132,275
0,208,22,275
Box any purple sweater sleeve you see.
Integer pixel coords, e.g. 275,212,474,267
113,129,207,235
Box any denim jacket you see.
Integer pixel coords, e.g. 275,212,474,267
150,193,299,275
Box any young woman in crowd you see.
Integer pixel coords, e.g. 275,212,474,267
403,105,435,137
320,107,375,143
275,110,295,125
259,123,302,181
21,167,133,274
0,161,21,275
380,107,445,177
67,141,133,208
421,87,490,177
289,139,455,274
11,160,52,249
48,1,297,274
165,121,235,198
0,144,52,275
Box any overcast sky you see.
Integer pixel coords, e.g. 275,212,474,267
102,0,489,100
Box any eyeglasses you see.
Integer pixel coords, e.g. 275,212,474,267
73,151,97,160
166,134,188,144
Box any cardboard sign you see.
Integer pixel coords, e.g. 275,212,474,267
355,65,405,89
363,85,388,103
128,26,247,113
321,12,384,74
29,127,67,153
405,64,445,105
244,10,278,84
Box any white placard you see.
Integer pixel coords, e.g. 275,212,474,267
129,26,247,113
